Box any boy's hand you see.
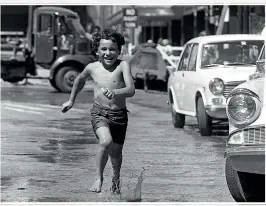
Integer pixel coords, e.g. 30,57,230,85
101,88,115,99
61,100,74,113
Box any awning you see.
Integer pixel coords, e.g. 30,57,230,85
107,6,179,27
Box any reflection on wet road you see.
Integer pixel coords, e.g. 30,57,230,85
1,85,233,202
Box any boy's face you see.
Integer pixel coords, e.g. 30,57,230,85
97,39,120,66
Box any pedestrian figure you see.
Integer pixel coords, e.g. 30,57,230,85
61,29,135,194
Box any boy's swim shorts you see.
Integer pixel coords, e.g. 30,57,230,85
90,102,128,145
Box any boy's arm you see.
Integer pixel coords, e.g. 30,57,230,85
113,61,135,98
68,64,92,103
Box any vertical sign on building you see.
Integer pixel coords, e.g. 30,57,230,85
123,8,138,28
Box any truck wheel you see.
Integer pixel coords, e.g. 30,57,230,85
171,103,185,128
196,97,212,136
55,66,80,93
49,79,59,91
225,158,265,202
2,77,25,83
225,158,245,202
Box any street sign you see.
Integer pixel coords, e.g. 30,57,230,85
123,8,138,28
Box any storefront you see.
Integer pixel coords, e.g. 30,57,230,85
107,6,181,45
179,5,265,44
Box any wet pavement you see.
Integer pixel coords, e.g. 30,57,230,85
1,83,234,202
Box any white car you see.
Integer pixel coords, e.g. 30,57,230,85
224,44,265,202
167,34,264,136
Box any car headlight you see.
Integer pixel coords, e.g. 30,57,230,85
209,78,225,95
226,88,261,128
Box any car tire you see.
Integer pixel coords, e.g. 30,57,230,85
196,97,212,136
225,158,246,202
55,66,80,93
171,103,185,128
225,158,265,202
135,78,143,89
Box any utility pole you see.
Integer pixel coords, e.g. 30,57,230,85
216,5,229,35
27,5,34,52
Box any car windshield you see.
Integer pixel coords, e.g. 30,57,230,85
201,40,264,68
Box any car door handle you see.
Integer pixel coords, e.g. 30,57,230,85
182,73,184,77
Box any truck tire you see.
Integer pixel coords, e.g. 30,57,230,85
55,66,80,93
225,158,246,202
171,103,185,128
2,77,25,83
49,79,59,91
196,97,212,136
225,158,265,202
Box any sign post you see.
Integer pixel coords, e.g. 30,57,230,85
123,8,138,44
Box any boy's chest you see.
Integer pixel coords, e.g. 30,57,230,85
92,68,124,87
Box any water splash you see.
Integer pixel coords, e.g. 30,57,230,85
123,167,145,202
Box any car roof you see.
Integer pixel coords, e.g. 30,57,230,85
186,34,265,45
34,7,78,18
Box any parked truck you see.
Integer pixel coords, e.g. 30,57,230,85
1,6,97,92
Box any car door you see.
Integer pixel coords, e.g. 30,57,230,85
35,13,55,64
172,44,192,111
183,43,199,112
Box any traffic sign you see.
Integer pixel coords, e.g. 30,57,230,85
123,8,138,28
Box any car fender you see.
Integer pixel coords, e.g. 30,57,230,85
49,54,97,79
168,86,182,112
195,87,208,107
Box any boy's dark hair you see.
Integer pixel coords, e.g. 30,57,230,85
92,29,125,53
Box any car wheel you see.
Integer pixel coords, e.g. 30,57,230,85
55,66,80,93
225,158,246,202
135,78,143,89
171,103,185,128
225,158,265,202
196,97,212,136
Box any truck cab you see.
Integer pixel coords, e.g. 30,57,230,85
32,7,97,92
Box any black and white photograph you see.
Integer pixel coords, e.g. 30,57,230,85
1,2,265,203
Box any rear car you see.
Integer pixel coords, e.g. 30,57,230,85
224,44,265,202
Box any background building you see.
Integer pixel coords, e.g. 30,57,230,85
1,5,265,46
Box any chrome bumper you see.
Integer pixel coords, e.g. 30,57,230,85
205,105,227,119
225,147,265,174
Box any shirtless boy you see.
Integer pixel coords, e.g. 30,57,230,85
61,29,135,193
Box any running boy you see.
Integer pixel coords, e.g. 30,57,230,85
61,29,135,194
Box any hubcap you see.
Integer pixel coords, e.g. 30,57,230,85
64,70,79,87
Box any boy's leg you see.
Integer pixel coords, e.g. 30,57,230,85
89,126,112,193
109,143,123,193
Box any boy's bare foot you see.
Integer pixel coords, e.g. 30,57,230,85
89,178,103,193
110,177,121,194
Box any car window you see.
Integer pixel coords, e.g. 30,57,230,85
38,14,52,34
187,44,198,71
177,44,192,71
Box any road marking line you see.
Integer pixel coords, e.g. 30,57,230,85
3,106,44,115
1,101,84,112
38,104,84,112
1,103,50,111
